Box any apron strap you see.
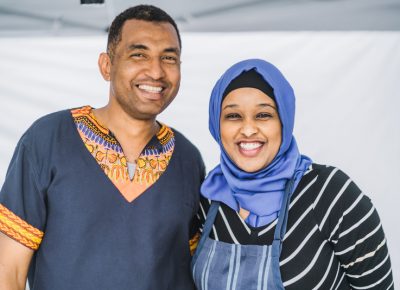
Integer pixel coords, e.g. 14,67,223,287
273,177,295,252
193,177,295,266
191,201,220,267
269,177,295,289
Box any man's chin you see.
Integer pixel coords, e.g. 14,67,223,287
126,107,164,121
116,96,172,121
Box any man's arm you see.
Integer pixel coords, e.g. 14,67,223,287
0,232,33,290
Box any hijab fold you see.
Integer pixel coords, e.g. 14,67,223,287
201,59,312,227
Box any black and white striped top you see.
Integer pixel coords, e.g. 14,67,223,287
197,164,394,289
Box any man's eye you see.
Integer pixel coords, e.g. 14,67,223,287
225,113,241,120
130,53,145,59
161,55,178,64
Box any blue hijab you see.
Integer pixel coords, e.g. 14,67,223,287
201,59,312,227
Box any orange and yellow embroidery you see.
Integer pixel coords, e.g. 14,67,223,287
0,204,43,250
189,232,201,255
71,106,175,202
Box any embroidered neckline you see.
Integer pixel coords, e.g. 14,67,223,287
71,105,175,203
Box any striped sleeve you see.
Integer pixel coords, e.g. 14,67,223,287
0,132,46,250
313,167,393,289
0,204,43,250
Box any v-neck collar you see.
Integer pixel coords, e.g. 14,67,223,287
71,106,175,203
86,106,166,153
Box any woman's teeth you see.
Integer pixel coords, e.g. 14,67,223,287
239,142,262,150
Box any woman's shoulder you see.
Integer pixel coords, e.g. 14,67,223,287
303,163,347,178
293,163,363,214
294,163,366,232
298,163,355,191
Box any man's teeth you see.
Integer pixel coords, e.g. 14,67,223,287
138,84,163,93
239,142,262,150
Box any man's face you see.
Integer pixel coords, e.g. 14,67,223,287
104,19,181,121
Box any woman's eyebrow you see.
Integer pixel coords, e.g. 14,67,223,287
222,104,238,110
258,103,277,110
222,103,276,111
222,103,276,110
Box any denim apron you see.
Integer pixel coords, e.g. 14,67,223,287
191,178,294,290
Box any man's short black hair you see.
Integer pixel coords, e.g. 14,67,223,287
107,5,181,60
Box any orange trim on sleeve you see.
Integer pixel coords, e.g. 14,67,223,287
189,232,201,256
0,204,44,250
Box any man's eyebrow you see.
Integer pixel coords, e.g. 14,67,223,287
127,44,148,51
127,44,180,55
164,47,180,55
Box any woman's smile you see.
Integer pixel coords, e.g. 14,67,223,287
220,87,281,173
237,141,265,157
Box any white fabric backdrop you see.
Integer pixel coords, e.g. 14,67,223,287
0,32,399,287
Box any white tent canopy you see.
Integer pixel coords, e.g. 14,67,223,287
0,0,399,36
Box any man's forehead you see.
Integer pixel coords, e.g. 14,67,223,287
121,20,177,39
119,20,179,49
121,19,179,45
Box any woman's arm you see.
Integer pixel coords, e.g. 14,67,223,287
315,168,394,289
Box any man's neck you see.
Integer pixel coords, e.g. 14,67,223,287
92,105,159,162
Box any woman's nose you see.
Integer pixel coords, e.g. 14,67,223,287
240,120,258,137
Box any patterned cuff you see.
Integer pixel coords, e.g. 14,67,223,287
0,204,44,250
189,232,201,256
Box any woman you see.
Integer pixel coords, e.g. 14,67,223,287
192,59,393,289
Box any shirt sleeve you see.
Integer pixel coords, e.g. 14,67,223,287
0,132,46,250
189,158,206,255
315,167,394,289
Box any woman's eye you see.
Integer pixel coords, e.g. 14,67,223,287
225,113,241,120
257,112,272,119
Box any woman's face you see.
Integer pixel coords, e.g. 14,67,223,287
220,87,282,173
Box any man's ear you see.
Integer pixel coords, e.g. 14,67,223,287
98,52,111,81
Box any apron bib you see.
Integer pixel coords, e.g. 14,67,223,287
192,179,294,290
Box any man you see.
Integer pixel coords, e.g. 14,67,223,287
0,5,204,290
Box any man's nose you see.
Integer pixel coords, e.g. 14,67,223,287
145,58,166,80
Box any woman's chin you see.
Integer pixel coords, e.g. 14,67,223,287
235,159,269,173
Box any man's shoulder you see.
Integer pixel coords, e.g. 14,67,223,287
29,109,71,131
20,108,75,149
171,128,201,155
169,127,205,170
